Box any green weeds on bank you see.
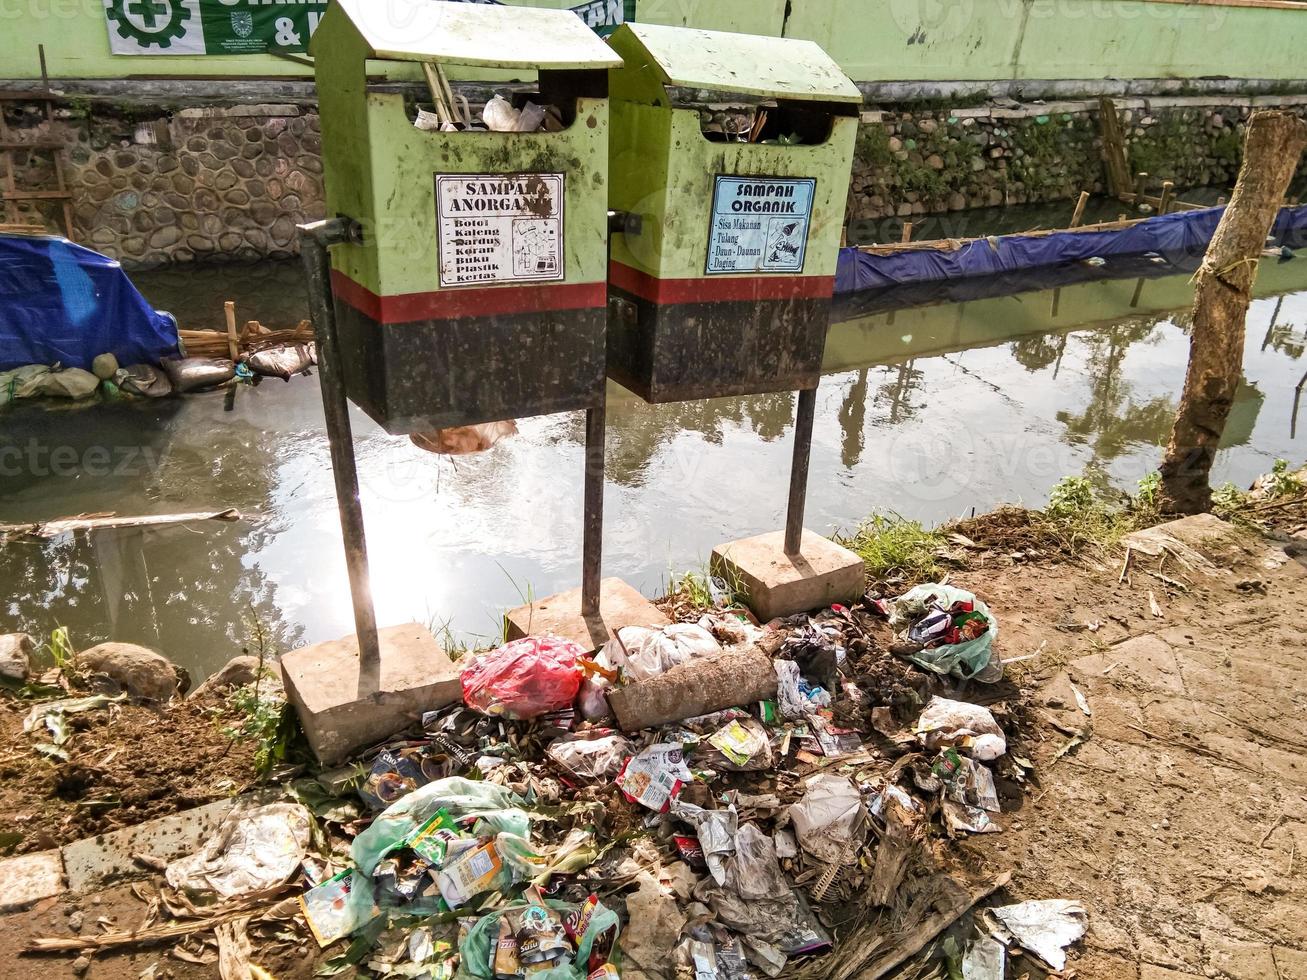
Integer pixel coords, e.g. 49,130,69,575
835,513,946,583
839,472,1172,583
220,607,299,778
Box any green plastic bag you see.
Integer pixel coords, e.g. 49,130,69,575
454,897,620,980
889,583,999,681
351,777,532,875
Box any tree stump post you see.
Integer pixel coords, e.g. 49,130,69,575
1159,111,1307,514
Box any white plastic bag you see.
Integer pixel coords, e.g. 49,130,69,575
788,775,867,865
604,623,720,683
546,733,632,780
914,696,1007,761
165,802,311,899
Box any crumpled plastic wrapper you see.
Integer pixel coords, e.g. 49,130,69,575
165,802,311,899
914,696,1007,761
788,774,868,865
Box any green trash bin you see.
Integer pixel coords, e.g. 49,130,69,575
604,23,861,403
311,0,622,434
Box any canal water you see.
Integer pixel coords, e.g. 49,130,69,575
3,253,1306,679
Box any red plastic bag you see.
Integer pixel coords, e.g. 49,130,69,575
460,636,584,720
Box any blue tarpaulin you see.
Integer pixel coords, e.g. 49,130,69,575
0,234,179,372
835,203,1307,295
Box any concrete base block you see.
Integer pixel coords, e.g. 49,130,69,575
711,529,865,622
280,622,461,765
504,577,669,652
0,850,64,912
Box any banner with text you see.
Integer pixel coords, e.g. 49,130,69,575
104,0,632,56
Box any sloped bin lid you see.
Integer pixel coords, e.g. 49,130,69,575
316,0,624,68
610,22,860,103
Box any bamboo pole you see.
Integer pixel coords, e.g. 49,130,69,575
223,301,239,362
1070,190,1090,227
1158,180,1175,215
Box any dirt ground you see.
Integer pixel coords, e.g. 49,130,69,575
0,695,259,852
5,511,1307,978
949,512,1307,980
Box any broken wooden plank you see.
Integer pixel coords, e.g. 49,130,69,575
0,509,241,539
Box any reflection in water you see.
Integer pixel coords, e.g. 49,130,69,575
2,261,1307,677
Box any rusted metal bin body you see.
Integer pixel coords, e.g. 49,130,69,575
312,0,621,433
605,24,861,403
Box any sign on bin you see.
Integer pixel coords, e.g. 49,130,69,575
436,174,565,287
706,176,815,275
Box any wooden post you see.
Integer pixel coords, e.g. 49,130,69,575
1098,96,1131,198
1158,180,1175,215
1134,172,1149,202
901,221,913,244
1069,190,1090,228
223,301,239,362
1159,111,1307,514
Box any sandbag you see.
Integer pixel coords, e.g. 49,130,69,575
0,365,49,406
161,356,235,393
244,343,315,380
115,363,173,398
20,366,99,400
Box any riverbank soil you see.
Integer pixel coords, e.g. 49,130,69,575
0,698,258,853
2,508,1307,977
951,510,1307,979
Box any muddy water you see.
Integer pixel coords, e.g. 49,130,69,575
3,256,1307,678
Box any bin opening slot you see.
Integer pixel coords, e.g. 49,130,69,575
405,69,606,133
698,99,849,147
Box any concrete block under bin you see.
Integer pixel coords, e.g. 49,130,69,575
280,622,461,765
711,529,865,622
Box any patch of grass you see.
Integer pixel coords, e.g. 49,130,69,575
835,513,945,583
659,561,749,621
1210,481,1246,519
1134,470,1161,515
42,626,75,672
1264,458,1302,499
1035,475,1141,553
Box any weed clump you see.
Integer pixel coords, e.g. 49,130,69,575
835,513,945,583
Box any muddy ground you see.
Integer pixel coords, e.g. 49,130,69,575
3,508,1307,978
0,696,259,853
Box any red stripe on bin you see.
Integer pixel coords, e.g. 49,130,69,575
607,261,835,304
330,270,607,324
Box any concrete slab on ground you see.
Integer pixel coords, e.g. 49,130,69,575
710,529,864,622
280,622,460,766
0,850,64,912
503,577,668,652
61,789,280,894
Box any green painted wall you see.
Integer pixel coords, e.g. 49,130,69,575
787,0,1307,84
3,0,1306,83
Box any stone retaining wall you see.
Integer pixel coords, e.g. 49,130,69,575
5,94,1307,268
5,102,323,268
841,96,1307,227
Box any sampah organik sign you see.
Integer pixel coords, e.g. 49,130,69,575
103,0,632,56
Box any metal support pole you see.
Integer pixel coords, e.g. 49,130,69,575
784,385,817,557
580,393,605,617
298,217,381,693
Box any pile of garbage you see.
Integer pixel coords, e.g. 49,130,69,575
48,584,1086,978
